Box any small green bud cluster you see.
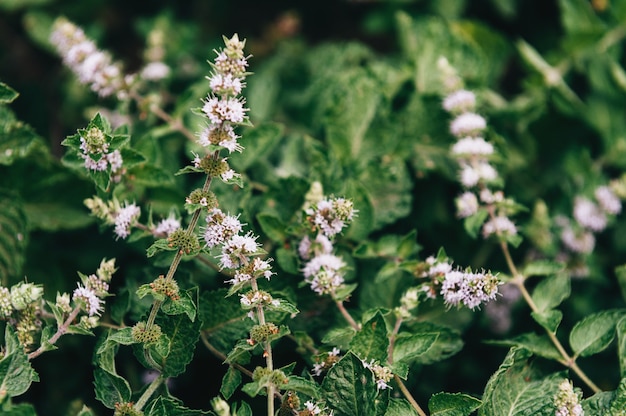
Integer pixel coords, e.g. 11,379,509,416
239,289,276,310
193,155,230,178
114,402,144,416
0,287,12,317
554,379,583,416
249,322,279,344
167,229,200,255
79,315,100,330
55,293,72,314
214,34,248,77
15,305,41,349
280,392,300,414
0,283,44,349
150,275,180,301
10,282,44,311
131,322,162,344
252,366,288,386
185,189,218,210
82,126,108,154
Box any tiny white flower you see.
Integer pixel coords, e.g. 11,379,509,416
443,90,476,113
450,113,486,137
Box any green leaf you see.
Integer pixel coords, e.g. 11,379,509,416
0,82,18,103
618,317,626,379
146,396,213,416
530,274,570,313
284,375,322,399
146,238,177,258
220,366,241,400
128,164,174,187
570,309,626,358
615,264,626,303
230,122,284,171
349,311,389,363
256,213,287,243
0,189,28,279
161,288,197,321
608,378,626,415
463,210,489,239
0,402,38,415
265,298,299,315
0,327,39,398
93,368,132,409
523,260,565,277
384,398,420,416
392,332,439,365
487,333,562,361
321,352,378,416
479,347,565,416
429,392,482,416
531,309,563,334
401,322,463,365
198,289,251,353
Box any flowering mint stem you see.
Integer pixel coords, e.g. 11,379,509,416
498,238,602,393
134,372,164,411
28,306,81,360
335,299,360,331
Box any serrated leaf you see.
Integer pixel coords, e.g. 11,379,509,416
161,288,197,321
284,376,321,399
146,396,213,416
531,274,570,313
146,238,177,258
618,318,626,379
0,82,18,103
232,401,252,416
0,189,28,279
392,332,439,365
0,327,39,398
429,392,481,416
523,260,565,277
487,333,563,361
256,213,287,243
531,309,563,334
570,309,626,358
384,398,420,416
321,352,378,416
349,312,389,364
93,368,132,409
220,366,242,400
128,164,174,187
402,322,463,365
479,347,564,416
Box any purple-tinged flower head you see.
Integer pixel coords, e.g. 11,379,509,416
573,196,607,232
85,274,109,297
198,124,242,153
482,215,517,239
311,347,341,376
595,185,621,215
440,269,499,310
203,208,243,248
560,225,595,254
239,290,279,310
362,360,393,390
50,17,129,98
298,234,334,260
302,253,346,296
140,62,170,81
443,90,476,114
209,73,244,96
450,113,486,138
459,161,498,188
113,202,140,239
154,215,181,238
202,96,247,125
451,137,494,157
73,284,104,316
305,197,356,238
455,191,479,218
219,233,260,270
213,34,249,77
554,379,584,416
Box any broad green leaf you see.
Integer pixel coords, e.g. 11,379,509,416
0,189,28,279
198,289,251,353
463,210,489,239
265,298,299,315
401,322,463,365
487,333,562,361
384,398,420,416
127,164,173,187
523,260,565,277
558,0,606,36
161,288,197,321
230,122,284,171
0,82,18,103
479,347,565,416
146,396,213,416
0,327,39,398
232,401,252,416
349,311,389,364
256,213,287,243
570,309,626,358
0,402,38,415
609,378,626,415
615,264,626,303
321,352,378,416
93,368,132,409
429,392,481,416
220,367,241,400
392,332,439,365
284,375,321,399
531,309,563,334
531,274,570,313
618,317,626,379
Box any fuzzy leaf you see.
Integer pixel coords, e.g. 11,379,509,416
256,213,287,243
230,122,284,171
479,347,565,415
392,332,439,365
531,309,563,334
93,368,132,409
284,376,322,399
0,327,39,398
198,289,252,353
161,288,197,321
384,398,420,416
402,322,463,365
531,274,570,313
429,392,482,416
0,402,38,415
618,317,626,379
145,396,213,416
220,366,242,400
321,352,378,416
0,189,28,279
349,311,389,364
570,309,626,357
487,333,562,361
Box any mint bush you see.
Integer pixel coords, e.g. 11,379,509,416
2,1,626,415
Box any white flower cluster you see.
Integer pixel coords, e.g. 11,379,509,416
440,269,499,310
301,400,334,416
439,57,518,242
140,26,170,82
559,185,622,255
298,194,356,297
78,126,124,180
554,379,584,416
50,17,130,98
71,258,116,318
0,282,44,318
113,202,141,239
362,359,393,390
153,215,181,237
198,34,249,155
311,347,341,376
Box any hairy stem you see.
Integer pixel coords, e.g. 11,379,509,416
28,306,81,360
134,373,165,411
394,375,427,416
335,299,360,331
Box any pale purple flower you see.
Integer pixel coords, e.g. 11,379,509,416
561,226,595,254
298,234,333,260
595,186,621,215
73,284,104,316
219,233,259,269
154,216,181,237
302,254,346,295
443,90,476,113
451,137,494,156
141,61,170,81
113,203,140,239
209,73,244,95
204,208,242,248
482,215,517,238
441,269,499,310
456,191,479,218
450,113,486,137
573,197,607,232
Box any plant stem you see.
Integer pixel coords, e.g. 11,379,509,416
134,373,165,411
28,306,81,360
251,277,275,416
335,299,360,331
394,375,427,416
200,332,254,378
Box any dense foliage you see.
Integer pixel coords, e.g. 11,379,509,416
2,1,626,415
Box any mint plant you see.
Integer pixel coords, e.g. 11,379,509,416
2,2,626,416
